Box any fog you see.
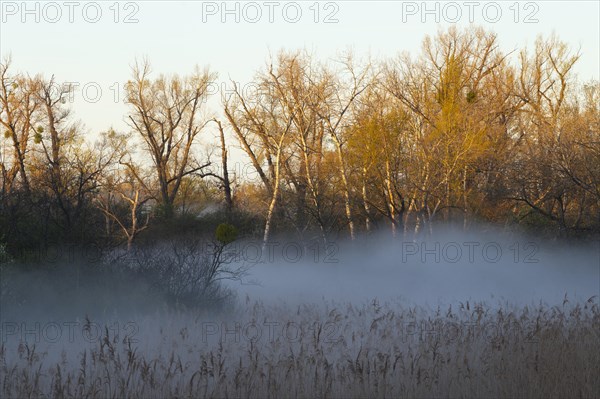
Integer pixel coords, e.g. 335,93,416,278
1,225,599,398
228,226,599,307
2,225,599,322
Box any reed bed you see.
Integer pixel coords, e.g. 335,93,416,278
1,297,599,398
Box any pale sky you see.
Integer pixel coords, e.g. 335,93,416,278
1,0,599,142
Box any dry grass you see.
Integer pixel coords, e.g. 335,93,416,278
1,297,599,398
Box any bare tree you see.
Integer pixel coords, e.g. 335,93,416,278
311,53,372,240
213,119,233,216
223,55,297,246
125,60,215,218
95,130,153,250
30,75,111,234
0,57,38,197
385,27,515,235
508,34,585,235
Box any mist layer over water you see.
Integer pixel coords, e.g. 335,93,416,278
1,226,599,398
2,225,598,325
228,227,600,307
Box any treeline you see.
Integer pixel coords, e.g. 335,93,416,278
1,27,599,258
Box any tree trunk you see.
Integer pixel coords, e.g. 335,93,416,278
263,133,287,249
463,165,468,230
216,120,233,217
385,157,397,237
362,166,371,233
332,135,355,240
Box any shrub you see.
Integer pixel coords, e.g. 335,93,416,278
216,223,238,244
111,232,248,310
